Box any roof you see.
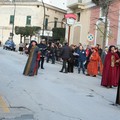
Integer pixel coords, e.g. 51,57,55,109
0,0,38,2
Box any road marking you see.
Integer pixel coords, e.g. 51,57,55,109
0,96,10,113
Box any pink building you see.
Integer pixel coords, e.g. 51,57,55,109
89,0,120,47
67,0,120,47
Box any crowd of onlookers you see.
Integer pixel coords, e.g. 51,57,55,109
19,40,120,76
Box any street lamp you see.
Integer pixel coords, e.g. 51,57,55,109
64,14,76,45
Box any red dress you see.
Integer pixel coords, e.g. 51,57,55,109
101,52,119,87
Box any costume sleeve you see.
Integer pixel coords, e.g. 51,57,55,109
91,53,99,61
37,52,41,61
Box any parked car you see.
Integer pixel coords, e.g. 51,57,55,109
3,40,16,51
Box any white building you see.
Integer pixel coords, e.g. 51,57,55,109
0,0,66,46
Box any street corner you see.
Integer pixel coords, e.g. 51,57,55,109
0,96,10,113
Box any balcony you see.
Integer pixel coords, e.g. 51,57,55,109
67,0,91,10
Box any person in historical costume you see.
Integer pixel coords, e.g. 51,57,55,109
86,47,103,77
115,58,120,104
101,45,119,88
23,41,41,76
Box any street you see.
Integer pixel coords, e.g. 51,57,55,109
0,47,120,120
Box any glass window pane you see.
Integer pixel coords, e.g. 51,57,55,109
10,15,14,24
45,18,48,30
26,16,31,25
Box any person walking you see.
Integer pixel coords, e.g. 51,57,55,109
23,41,40,76
77,45,86,74
59,42,70,73
101,45,119,88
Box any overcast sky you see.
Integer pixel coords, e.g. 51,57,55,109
38,0,67,10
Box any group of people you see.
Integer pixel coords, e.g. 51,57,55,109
22,40,120,105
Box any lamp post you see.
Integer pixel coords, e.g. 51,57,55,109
11,0,16,41
64,14,76,45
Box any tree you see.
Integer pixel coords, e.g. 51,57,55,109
52,28,65,43
92,0,112,49
15,26,41,43
92,0,100,5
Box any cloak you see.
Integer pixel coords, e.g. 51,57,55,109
87,52,103,76
101,52,119,87
23,46,40,76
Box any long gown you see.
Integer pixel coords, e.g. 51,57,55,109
87,51,103,76
101,52,119,87
23,45,40,76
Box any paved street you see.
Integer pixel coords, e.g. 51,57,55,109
0,47,120,120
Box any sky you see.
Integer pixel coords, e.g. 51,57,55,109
39,0,67,10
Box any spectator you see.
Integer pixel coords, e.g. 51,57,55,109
77,45,86,74
37,39,47,69
59,42,70,73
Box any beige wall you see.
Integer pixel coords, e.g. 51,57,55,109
68,9,91,46
0,2,66,47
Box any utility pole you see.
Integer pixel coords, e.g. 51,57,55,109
11,0,16,41
41,0,45,38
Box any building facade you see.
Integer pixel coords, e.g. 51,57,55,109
67,0,120,47
0,0,66,46
66,0,94,46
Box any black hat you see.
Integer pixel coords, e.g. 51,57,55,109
31,40,37,45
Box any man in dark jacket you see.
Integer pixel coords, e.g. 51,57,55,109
59,42,70,73
77,45,86,74
37,39,47,69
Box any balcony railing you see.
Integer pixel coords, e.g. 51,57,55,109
67,0,92,9
67,0,82,6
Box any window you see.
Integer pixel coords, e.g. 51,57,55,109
54,18,58,28
45,18,48,30
26,16,31,25
10,15,14,24
77,13,81,22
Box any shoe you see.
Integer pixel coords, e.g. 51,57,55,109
64,71,68,73
86,74,90,76
59,70,63,72
92,75,96,77
41,67,44,69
